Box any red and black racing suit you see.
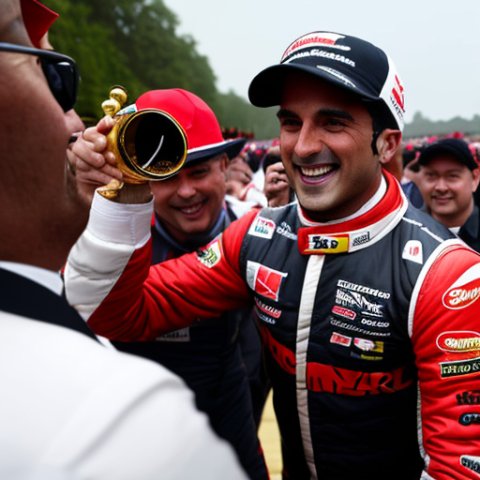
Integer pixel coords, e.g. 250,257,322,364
66,170,480,479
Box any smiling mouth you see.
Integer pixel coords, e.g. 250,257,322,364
432,196,453,202
300,165,337,177
178,202,204,215
298,164,339,184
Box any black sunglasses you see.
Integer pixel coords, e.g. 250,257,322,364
0,42,78,112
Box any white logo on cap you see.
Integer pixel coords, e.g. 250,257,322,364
282,32,350,61
316,66,356,88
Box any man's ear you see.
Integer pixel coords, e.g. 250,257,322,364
376,129,402,165
219,153,229,172
471,168,480,193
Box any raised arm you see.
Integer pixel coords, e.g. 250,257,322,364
65,194,256,341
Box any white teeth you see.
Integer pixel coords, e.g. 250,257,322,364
180,203,202,214
300,165,334,177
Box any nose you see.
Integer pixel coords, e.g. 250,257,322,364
176,178,196,199
294,122,323,159
433,177,449,192
65,109,85,138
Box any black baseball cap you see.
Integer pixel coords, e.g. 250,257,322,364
418,138,478,170
248,31,406,131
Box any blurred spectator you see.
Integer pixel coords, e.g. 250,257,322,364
262,145,294,207
401,143,424,208
417,138,480,251
225,145,268,207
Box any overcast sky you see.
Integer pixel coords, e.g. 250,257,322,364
162,0,479,124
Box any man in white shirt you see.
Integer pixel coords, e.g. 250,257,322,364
0,1,246,478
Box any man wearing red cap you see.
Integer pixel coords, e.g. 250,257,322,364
66,31,480,479
0,2,248,478
70,89,268,480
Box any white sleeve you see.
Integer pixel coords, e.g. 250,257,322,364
64,192,154,321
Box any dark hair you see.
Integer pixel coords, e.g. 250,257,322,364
262,151,282,172
245,148,266,172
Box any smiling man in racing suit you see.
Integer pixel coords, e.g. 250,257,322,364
66,31,480,480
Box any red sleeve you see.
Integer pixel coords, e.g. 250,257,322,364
88,209,259,341
412,244,480,479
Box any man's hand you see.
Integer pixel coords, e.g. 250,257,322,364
69,116,123,204
264,161,291,207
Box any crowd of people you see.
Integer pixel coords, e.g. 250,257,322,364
2,1,480,479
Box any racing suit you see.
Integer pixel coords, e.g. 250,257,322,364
66,170,480,480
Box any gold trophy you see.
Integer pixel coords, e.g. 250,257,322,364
97,86,188,199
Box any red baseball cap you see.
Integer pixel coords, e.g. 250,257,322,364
21,0,59,47
135,89,246,165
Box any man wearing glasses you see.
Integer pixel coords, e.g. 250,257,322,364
0,2,247,479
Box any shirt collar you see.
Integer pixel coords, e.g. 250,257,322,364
0,261,63,295
296,172,407,254
298,175,387,227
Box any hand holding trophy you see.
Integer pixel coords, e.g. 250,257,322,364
97,86,188,199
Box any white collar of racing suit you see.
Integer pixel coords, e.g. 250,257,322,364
297,172,408,255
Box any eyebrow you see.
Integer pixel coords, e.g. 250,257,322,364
276,107,354,122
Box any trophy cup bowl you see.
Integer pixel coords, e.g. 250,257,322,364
98,87,188,197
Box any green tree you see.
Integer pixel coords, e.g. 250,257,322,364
47,0,218,119
217,90,278,140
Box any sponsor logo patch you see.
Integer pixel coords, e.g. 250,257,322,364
335,289,385,318
337,280,391,299
307,363,412,395
402,240,423,264
440,356,480,378
282,32,350,61
391,74,405,115
437,331,480,353
305,234,349,254
196,239,222,268
354,338,384,353
443,264,480,310
360,318,389,328
246,261,287,302
330,318,391,338
332,305,356,320
461,455,480,475
257,312,276,325
351,231,370,247
254,298,282,319
457,390,480,405
248,216,276,239
276,221,297,240
330,332,352,347
459,412,480,426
